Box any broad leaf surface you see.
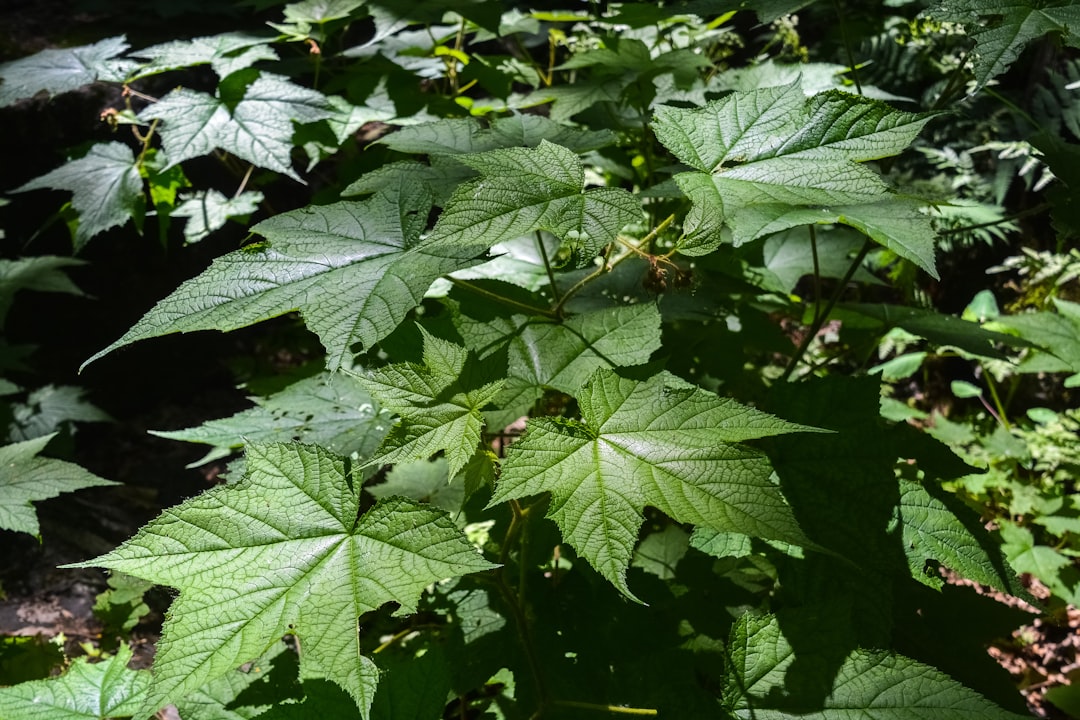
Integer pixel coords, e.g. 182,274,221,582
8,384,111,442
377,115,615,155
172,189,264,243
140,70,336,180
652,84,938,273
0,256,86,326
356,329,502,478
0,36,132,106
368,457,464,515
14,142,143,249
68,442,495,718
723,613,1029,719
425,140,640,259
924,0,1080,90
0,433,115,537
0,643,151,720
152,371,390,466
493,369,819,598
454,300,663,424
84,189,481,372
130,32,278,79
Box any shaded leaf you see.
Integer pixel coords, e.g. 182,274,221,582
8,384,111,442
493,369,820,598
0,433,115,537
130,32,278,79
172,189,264,243
0,643,150,720
0,256,86,327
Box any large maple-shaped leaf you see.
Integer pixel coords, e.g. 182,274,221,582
723,612,1029,719
83,189,481,372
924,0,1080,90
139,70,336,180
652,84,939,275
0,36,133,107
0,433,116,537
0,642,151,720
492,368,821,598
14,142,144,249
356,329,502,478
67,442,495,718
152,371,390,466
424,140,640,260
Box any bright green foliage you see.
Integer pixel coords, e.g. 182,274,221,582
140,71,336,180
0,433,115,537
172,189,264,244
0,642,149,720
130,32,278,79
357,329,502,478
723,613,1029,719
425,140,641,259
494,368,821,599
0,256,85,326
173,641,297,720
83,189,481,371
0,36,133,106
14,143,143,249
152,371,390,466
68,442,495,718
375,114,616,156
653,83,939,273
924,0,1080,90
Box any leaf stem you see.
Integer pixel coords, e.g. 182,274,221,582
554,246,614,319
234,164,255,199
981,362,1011,429
449,278,557,318
553,700,658,716
535,231,563,305
780,238,873,381
809,224,822,326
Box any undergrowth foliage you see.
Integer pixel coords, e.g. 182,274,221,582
1,1,1079,718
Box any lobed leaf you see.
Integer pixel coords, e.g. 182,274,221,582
83,189,482,372
130,32,278,79
493,369,822,599
66,442,496,718
0,433,116,537
0,36,133,106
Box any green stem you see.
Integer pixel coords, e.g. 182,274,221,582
982,362,1011,430
535,231,562,305
553,700,658,716
780,239,873,381
809,224,822,325
931,48,971,112
833,0,862,96
449,278,557,318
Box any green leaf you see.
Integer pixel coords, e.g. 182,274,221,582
151,371,390,467
723,612,1029,719
895,479,1023,595
425,140,640,260
493,369,821,598
995,298,1080,373
377,114,616,155
456,302,663,424
14,142,144,249
923,0,1080,90
140,70,336,181
0,36,133,106
368,457,464,515
356,329,502,478
652,84,938,273
0,256,86,327
66,442,496,718
0,433,116,537
283,0,366,24
172,189,264,243
83,190,481,372
0,644,150,719
757,226,882,294
8,384,111,442
174,641,297,720
841,303,1028,359
632,525,690,580
130,32,278,79
93,572,152,635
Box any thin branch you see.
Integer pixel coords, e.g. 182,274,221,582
553,700,658,716
449,278,557,318
937,202,1050,236
535,231,562,305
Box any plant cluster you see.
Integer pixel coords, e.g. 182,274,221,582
1,0,1079,718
